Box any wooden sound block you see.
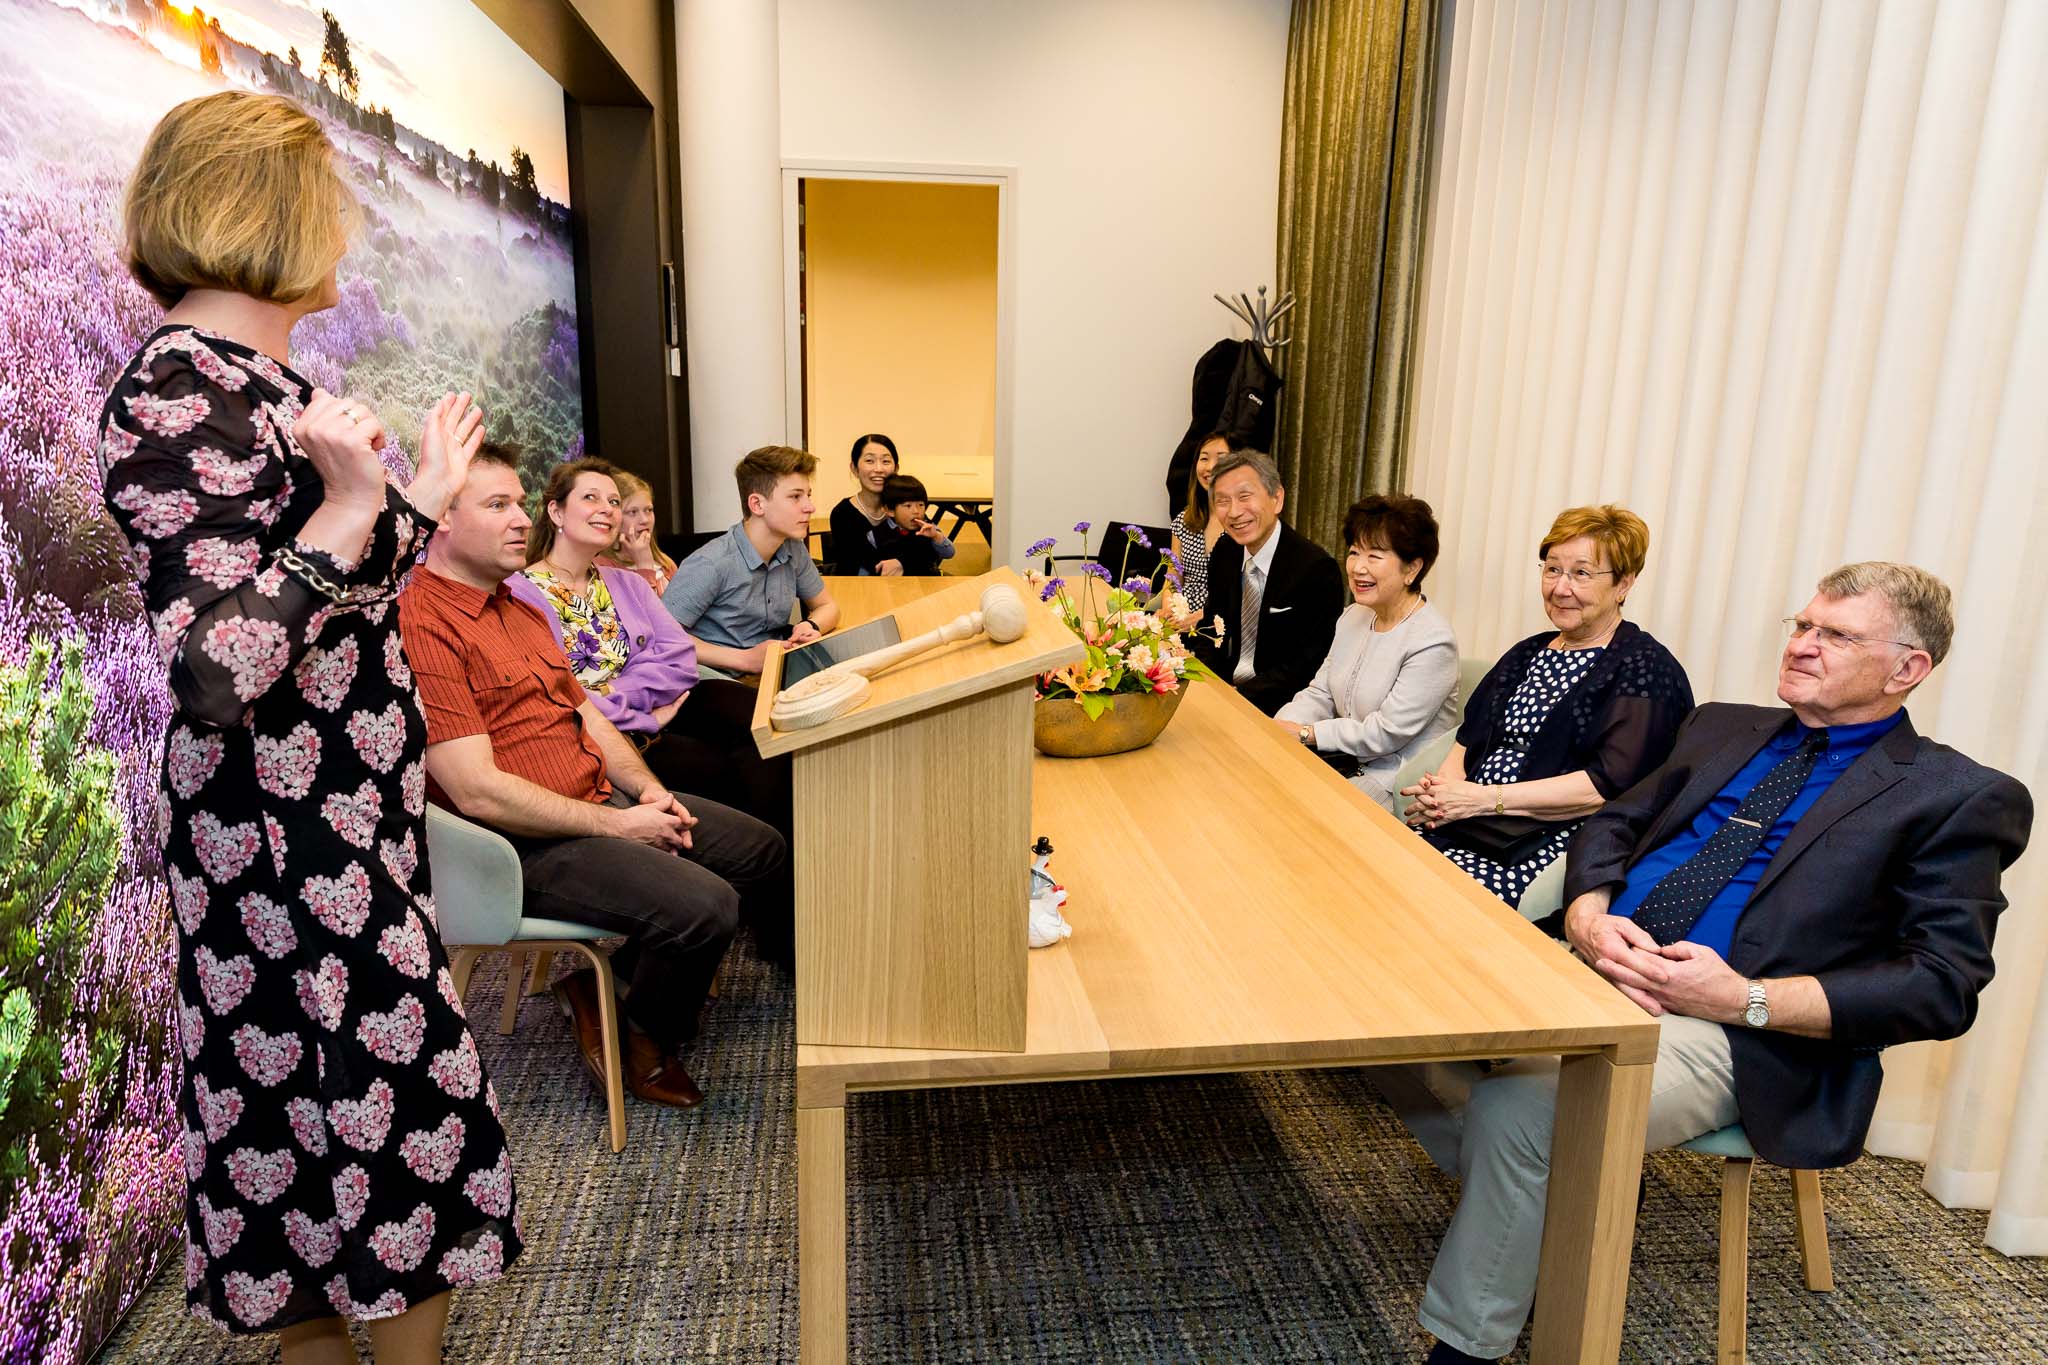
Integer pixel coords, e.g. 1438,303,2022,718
769,670,872,730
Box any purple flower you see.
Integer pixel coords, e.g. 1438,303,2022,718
1121,576,1153,594
1039,577,1066,601
1073,521,1092,533
1121,525,1154,549
1025,536,1058,559
1081,563,1113,583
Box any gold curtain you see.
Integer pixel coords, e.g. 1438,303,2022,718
1274,0,1438,551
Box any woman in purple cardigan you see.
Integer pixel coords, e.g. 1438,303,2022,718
511,456,788,831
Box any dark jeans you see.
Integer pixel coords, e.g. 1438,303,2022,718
511,792,788,1047
643,678,794,837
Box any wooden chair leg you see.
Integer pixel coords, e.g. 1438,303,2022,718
523,949,556,997
1719,1157,1753,1365
447,947,482,1003
571,943,628,1153
1791,1168,1834,1291
498,949,527,1035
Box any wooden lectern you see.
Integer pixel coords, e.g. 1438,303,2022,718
751,568,1084,1052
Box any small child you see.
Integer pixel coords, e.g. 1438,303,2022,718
870,473,956,577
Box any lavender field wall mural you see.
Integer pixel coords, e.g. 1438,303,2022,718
0,1,581,1357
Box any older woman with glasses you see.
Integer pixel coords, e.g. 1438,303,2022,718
1401,504,1693,914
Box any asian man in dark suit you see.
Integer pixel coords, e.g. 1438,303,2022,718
1396,562,2032,1364
1191,449,1345,715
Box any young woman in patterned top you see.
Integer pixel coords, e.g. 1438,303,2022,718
515,458,791,843
1169,431,1237,614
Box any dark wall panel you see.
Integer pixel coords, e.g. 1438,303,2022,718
566,100,686,526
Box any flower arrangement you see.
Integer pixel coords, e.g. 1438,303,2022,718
1026,522,1221,718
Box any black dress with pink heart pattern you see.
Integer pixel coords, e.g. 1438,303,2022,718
99,325,521,1334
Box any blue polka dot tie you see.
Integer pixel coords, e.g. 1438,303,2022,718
1630,731,1830,945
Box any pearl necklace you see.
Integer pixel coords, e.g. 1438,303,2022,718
1375,592,1424,633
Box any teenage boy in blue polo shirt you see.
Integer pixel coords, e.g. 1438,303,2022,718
664,445,842,675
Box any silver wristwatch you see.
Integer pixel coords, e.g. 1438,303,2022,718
1743,980,1770,1029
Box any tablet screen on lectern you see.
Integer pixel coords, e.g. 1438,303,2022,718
778,615,901,687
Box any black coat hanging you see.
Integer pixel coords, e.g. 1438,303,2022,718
1163,339,1282,519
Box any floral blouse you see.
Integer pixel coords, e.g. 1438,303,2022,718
522,567,631,693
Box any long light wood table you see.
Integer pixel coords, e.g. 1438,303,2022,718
794,578,1659,1364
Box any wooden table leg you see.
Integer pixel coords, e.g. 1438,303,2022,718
1530,1051,1653,1364
799,1104,847,1365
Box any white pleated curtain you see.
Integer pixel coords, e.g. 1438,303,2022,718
1408,0,2048,1253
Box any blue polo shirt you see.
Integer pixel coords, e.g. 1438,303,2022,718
1608,711,1906,958
662,523,824,649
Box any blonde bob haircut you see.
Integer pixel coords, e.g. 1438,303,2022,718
124,91,354,308
1538,504,1650,581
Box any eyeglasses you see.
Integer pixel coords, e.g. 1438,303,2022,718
1540,565,1617,587
1781,618,1918,652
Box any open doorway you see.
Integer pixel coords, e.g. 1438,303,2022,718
782,164,1013,574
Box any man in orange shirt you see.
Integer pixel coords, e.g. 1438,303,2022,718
398,445,788,1108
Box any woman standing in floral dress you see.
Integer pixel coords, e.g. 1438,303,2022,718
100,92,519,1362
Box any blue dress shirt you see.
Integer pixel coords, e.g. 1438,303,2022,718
1607,711,1906,958
661,523,825,650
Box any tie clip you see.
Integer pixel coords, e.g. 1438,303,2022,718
1729,816,1762,828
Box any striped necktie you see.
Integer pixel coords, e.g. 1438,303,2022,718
1234,562,1263,683
1630,731,1830,945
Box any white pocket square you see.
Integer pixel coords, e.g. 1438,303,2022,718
1268,605,1294,614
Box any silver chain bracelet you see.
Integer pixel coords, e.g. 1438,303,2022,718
276,546,349,604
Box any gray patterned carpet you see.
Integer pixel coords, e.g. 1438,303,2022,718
103,934,2048,1362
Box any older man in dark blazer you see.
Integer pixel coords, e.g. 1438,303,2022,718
1191,449,1345,715
1404,562,2032,1365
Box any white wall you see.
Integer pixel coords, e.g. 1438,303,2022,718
678,0,785,530
774,0,1291,564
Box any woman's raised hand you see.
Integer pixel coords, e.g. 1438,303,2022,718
295,388,392,511
406,392,486,522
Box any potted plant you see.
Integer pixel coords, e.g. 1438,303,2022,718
1026,522,1219,757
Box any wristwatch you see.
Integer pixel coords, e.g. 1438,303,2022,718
1743,980,1770,1029
1297,724,1315,748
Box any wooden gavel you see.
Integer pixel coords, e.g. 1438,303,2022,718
769,583,1030,730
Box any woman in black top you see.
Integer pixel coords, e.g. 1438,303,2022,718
1402,505,1692,911
827,432,901,575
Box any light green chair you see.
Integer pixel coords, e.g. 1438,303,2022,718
1679,1123,1834,1363
1384,654,1493,812
426,803,629,1153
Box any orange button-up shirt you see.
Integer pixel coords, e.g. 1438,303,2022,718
398,564,610,807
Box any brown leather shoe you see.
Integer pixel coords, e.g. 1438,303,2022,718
622,1026,706,1109
549,970,612,1096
